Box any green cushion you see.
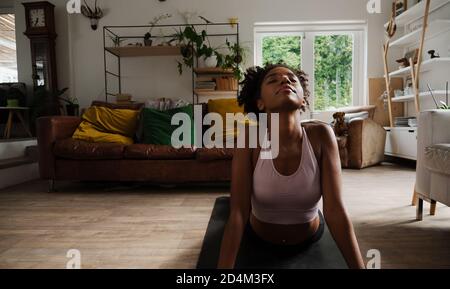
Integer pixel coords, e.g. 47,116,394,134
142,105,194,146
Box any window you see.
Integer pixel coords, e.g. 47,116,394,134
255,22,367,115
262,35,302,69
0,13,18,82
313,33,353,111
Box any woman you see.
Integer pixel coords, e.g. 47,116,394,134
217,63,365,269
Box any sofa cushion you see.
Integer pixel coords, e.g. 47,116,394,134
124,144,195,160
196,147,234,162
425,144,450,175
91,100,145,111
54,138,125,160
207,98,244,139
142,105,194,145
72,106,141,145
72,121,135,145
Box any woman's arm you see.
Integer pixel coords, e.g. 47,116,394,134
319,124,365,269
217,135,253,269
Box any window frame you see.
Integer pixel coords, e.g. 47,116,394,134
0,9,18,83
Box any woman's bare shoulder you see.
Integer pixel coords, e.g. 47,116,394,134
302,120,333,137
301,120,335,159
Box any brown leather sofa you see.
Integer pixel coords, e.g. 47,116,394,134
334,105,387,169
37,114,233,192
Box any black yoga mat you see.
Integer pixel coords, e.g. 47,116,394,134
196,196,348,269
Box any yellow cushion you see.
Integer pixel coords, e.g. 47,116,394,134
207,98,256,139
73,121,134,145
72,106,140,144
81,106,140,137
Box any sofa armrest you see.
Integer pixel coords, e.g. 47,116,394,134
416,110,450,195
36,116,82,179
347,118,386,169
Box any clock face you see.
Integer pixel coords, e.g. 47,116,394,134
30,9,46,28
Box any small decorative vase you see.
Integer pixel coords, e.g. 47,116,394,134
144,39,153,46
203,55,218,68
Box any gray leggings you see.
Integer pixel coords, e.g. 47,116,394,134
234,211,326,269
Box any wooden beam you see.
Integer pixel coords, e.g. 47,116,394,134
412,0,431,113
383,42,394,127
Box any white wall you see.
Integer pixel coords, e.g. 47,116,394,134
0,0,14,9
13,0,393,112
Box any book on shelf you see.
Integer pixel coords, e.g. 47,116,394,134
195,80,216,90
196,76,215,82
115,93,132,102
394,116,417,127
216,76,238,91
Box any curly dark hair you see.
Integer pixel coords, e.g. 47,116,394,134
237,63,310,120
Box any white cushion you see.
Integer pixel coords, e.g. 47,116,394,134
425,144,450,175
344,111,369,123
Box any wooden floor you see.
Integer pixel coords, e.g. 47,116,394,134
0,162,449,269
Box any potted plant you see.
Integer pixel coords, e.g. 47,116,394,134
30,87,68,131
174,17,223,74
6,88,21,107
58,94,79,116
216,39,250,81
145,13,172,46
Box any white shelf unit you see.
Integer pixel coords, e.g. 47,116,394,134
384,126,418,160
384,0,450,28
390,19,450,47
388,57,450,77
390,90,448,102
383,0,450,161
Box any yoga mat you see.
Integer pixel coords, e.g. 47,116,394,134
196,196,348,269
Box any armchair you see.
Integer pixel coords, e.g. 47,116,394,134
334,105,387,169
414,110,450,220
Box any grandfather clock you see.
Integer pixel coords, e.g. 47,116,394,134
23,1,57,92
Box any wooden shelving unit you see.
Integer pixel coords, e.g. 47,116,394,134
193,67,239,103
193,67,234,75
194,89,238,97
103,23,240,104
105,46,182,57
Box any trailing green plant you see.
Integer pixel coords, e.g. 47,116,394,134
216,39,250,81
58,94,78,107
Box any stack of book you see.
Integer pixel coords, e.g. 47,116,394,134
216,76,238,91
115,93,133,104
195,77,216,91
395,116,416,127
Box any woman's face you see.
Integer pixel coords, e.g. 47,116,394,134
257,66,305,113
